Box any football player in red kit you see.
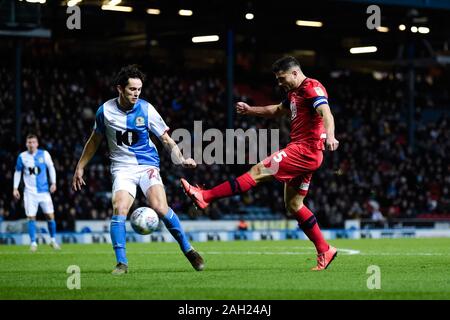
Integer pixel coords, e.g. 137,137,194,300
181,56,339,271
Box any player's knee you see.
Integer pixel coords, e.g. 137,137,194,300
113,203,129,215
249,165,260,178
150,203,169,216
249,163,267,183
286,200,304,216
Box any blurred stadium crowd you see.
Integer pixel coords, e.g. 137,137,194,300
0,53,449,230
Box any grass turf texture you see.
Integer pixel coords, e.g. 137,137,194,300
1,238,450,300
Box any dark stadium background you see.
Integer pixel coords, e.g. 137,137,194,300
0,0,449,231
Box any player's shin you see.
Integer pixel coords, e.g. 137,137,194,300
160,208,191,253
295,206,329,254
203,173,256,202
47,220,56,240
110,215,128,265
28,220,36,244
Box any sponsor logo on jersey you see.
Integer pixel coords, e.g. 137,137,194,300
28,166,41,175
135,116,145,127
314,87,325,96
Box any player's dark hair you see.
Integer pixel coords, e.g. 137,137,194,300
26,134,38,141
272,56,301,73
114,65,146,88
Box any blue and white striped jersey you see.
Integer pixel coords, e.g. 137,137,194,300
14,149,56,194
94,98,169,169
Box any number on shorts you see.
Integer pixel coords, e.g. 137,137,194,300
147,168,159,179
273,151,287,163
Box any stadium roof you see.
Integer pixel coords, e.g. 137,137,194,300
1,0,450,71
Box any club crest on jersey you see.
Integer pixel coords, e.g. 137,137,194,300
314,87,325,96
38,157,44,163
135,116,145,127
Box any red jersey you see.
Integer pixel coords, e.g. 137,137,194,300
282,78,329,150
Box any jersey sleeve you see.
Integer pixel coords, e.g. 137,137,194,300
15,154,24,171
147,103,170,138
304,82,329,109
44,151,56,184
13,155,23,189
93,105,105,134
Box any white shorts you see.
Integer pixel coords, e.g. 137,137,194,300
24,192,54,217
111,165,164,198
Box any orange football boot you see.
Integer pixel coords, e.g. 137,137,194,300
180,178,210,210
312,246,337,271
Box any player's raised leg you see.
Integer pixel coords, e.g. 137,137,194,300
181,161,273,209
284,184,337,271
146,184,204,271
111,190,134,275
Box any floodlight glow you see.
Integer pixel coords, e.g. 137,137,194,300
101,5,132,12
418,27,430,34
295,20,323,27
399,24,406,31
411,26,418,33
107,0,121,5
245,13,254,20
179,9,193,16
192,35,219,43
67,0,81,6
376,26,389,32
147,8,161,15
350,46,378,54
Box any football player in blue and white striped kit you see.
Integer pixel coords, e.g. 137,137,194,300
72,65,204,274
13,134,61,252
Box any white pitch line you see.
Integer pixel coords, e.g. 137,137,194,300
4,249,450,256
0,248,361,256
358,252,450,256
339,248,360,255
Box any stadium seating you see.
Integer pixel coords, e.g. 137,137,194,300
0,58,449,229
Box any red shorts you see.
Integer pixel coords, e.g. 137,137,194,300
262,143,323,195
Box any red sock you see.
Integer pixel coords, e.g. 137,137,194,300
295,206,329,254
203,173,256,202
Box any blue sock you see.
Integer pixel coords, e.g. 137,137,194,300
28,220,36,243
110,215,128,265
47,220,56,238
161,208,192,254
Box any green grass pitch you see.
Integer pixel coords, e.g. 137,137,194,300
1,238,450,300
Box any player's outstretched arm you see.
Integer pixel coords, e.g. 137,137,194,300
159,132,196,168
72,131,103,191
236,102,289,118
316,104,339,151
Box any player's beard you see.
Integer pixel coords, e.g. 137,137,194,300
281,85,289,92
121,95,136,108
